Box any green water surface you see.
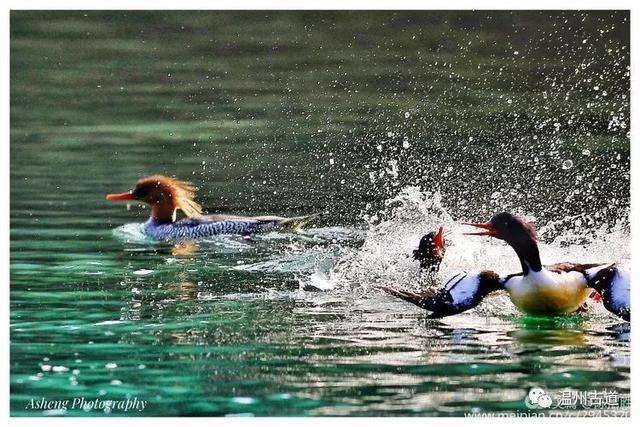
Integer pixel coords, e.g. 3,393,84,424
10,11,630,416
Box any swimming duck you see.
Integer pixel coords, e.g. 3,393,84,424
413,226,446,272
465,212,630,321
382,225,504,317
380,270,503,318
106,175,318,241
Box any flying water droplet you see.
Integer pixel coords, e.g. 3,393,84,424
562,160,574,170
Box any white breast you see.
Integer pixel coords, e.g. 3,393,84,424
505,268,585,291
504,268,590,314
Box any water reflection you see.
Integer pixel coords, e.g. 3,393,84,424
11,10,630,416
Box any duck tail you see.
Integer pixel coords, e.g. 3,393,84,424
277,213,321,231
378,286,437,311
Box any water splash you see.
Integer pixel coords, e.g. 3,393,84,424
112,186,629,321
316,187,456,292
296,186,630,320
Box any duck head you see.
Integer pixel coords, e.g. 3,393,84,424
106,175,202,223
413,225,446,272
464,212,542,274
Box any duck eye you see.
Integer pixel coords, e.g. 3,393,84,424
133,186,148,198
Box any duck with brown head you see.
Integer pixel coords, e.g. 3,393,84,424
465,212,630,321
106,175,318,241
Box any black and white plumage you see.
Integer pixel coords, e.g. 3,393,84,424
383,226,502,318
585,264,630,321
382,262,630,321
465,212,630,321
383,214,630,321
380,270,502,318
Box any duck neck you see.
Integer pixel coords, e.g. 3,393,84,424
151,201,177,223
509,239,542,275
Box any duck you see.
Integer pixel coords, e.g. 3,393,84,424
464,212,630,321
381,225,505,317
106,175,318,241
413,225,446,272
381,218,626,320
380,270,503,318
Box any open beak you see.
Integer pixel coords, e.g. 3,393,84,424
106,191,135,201
463,222,498,237
434,225,444,249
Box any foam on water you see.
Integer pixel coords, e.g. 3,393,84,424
113,223,153,244
114,221,363,273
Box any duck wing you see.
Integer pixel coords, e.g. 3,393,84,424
200,214,282,222
380,271,503,318
200,213,319,231
544,262,603,275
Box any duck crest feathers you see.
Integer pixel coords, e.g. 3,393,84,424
139,175,203,219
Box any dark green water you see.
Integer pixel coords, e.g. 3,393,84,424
11,11,630,416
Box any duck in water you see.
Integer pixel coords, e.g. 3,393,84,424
382,214,629,321
106,175,318,241
464,212,629,321
412,226,446,272
382,225,505,318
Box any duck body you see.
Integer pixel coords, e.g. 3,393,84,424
143,214,310,241
503,268,593,315
382,226,501,317
585,264,630,321
381,270,502,318
107,175,318,241
466,213,630,321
